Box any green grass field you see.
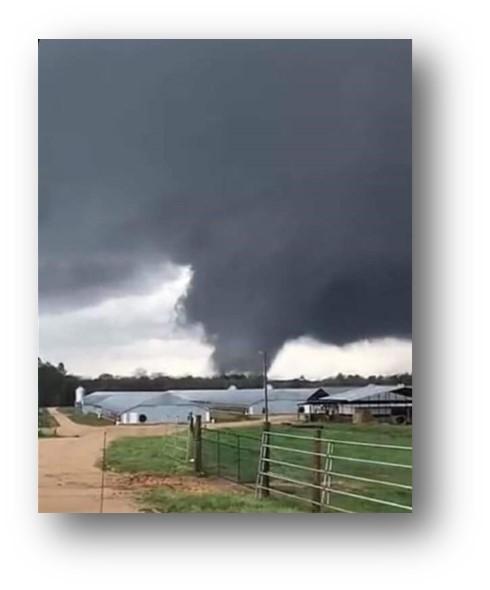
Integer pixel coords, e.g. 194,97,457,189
38,408,59,437
106,421,412,513
201,423,412,513
38,429,59,438
58,407,113,426
106,432,300,512
106,432,193,475
140,489,301,512
38,408,59,428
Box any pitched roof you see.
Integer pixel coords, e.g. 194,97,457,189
83,387,319,414
305,384,412,404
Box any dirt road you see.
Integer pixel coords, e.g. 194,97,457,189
38,410,288,513
38,408,173,513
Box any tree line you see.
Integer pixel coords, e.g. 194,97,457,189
38,358,412,408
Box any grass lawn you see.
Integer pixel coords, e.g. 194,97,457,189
58,407,113,426
201,423,412,513
38,408,59,437
38,429,59,438
140,488,301,513
106,422,412,513
106,432,193,475
38,408,59,428
221,422,412,445
106,432,301,512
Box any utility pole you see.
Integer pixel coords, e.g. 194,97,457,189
261,350,269,425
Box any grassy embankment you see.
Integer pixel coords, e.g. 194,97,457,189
38,408,59,437
58,407,113,426
139,488,300,512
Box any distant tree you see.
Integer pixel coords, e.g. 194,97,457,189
335,373,346,384
38,357,411,408
133,368,148,378
38,359,79,407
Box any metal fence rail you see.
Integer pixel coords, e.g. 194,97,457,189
161,419,412,513
256,429,412,513
162,422,193,467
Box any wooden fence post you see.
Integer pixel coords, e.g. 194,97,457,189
99,430,107,514
312,428,323,512
236,435,241,483
186,417,193,461
194,415,202,474
216,429,221,476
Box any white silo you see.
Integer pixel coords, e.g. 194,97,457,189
75,386,86,406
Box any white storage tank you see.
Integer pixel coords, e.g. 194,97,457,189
75,386,85,406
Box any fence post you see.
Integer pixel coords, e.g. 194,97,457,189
262,422,270,497
312,428,322,512
194,415,202,474
186,417,193,461
99,430,107,514
216,429,221,476
236,434,241,483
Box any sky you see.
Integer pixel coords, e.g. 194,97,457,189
39,40,412,378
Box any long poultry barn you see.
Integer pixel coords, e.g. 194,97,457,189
79,387,322,424
81,390,211,424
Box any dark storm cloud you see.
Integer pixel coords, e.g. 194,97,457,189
39,40,411,371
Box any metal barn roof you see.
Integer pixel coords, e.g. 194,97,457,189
170,388,318,407
81,392,114,405
305,384,412,405
82,387,318,416
83,391,165,414
124,392,210,411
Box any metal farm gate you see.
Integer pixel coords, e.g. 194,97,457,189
255,428,412,513
162,418,412,513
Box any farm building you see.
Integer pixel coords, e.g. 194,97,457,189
246,389,325,416
79,387,320,424
173,387,323,417
82,391,161,420
298,384,412,423
81,390,210,424
118,393,211,424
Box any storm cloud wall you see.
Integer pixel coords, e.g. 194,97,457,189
39,40,411,372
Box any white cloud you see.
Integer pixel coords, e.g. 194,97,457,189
39,264,215,377
269,336,412,379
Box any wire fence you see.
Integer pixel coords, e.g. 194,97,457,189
160,420,412,513
255,429,412,513
201,428,261,485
